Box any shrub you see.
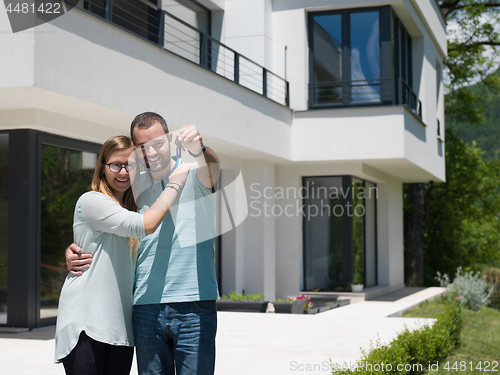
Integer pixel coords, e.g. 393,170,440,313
220,291,265,301
275,294,313,310
331,301,462,375
436,267,494,311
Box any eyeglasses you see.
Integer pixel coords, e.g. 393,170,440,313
105,163,137,173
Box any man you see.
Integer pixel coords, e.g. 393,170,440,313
66,112,220,375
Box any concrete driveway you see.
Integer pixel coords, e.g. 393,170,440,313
0,287,444,375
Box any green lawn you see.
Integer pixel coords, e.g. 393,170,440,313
402,299,500,374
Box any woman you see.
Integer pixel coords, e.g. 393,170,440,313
55,135,190,375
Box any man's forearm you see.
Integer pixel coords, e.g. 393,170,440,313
197,146,220,189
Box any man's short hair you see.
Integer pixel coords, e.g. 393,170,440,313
130,112,169,142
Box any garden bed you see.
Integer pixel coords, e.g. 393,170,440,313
216,292,350,314
216,300,269,312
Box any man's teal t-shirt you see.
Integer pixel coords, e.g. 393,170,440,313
133,162,219,304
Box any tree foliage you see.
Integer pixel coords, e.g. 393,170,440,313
437,0,500,125
449,68,500,161
423,129,500,284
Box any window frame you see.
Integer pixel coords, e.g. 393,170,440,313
307,5,412,110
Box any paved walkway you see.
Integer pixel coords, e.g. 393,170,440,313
0,287,444,375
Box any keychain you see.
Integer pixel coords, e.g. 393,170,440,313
175,138,185,160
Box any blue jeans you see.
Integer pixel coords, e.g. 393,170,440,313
133,301,217,375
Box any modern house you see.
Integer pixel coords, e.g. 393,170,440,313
0,0,446,329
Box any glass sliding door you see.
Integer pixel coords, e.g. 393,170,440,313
303,177,344,291
303,176,377,291
39,145,97,321
0,134,8,325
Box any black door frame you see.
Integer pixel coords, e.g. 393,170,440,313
7,129,101,329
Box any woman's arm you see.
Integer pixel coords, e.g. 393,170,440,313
142,163,191,235
80,163,192,238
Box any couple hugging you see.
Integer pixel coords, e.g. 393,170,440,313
55,112,219,375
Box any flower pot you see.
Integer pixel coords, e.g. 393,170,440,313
273,300,306,314
351,284,364,292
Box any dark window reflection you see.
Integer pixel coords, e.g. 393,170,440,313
311,14,342,104
303,177,344,291
113,0,162,44
0,134,8,325
40,145,96,319
303,176,377,291
350,11,380,103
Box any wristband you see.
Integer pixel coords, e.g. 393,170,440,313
188,142,206,158
166,185,179,193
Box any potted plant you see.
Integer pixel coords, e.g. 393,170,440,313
350,272,364,292
273,294,311,314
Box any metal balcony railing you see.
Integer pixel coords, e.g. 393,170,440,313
77,0,290,107
399,78,422,119
308,77,422,119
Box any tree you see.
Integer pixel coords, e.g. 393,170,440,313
440,0,500,125
423,129,500,284
404,0,500,286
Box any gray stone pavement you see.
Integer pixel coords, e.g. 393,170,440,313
0,287,444,375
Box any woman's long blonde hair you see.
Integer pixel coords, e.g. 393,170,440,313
91,135,139,255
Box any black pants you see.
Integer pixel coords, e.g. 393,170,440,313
62,331,134,375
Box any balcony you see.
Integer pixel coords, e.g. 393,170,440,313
76,0,289,107
308,78,422,119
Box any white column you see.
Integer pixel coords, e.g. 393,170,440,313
218,159,247,297
243,160,276,300
376,178,405,290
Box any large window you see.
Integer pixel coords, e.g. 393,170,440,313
2,130,100,329
0,134,8,325
308,6,417,113
303,176,377,291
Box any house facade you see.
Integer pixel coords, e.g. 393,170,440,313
0,0,446,328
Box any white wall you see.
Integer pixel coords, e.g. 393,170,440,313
0,6,34,89
218,155,278,300
224,0,273,69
